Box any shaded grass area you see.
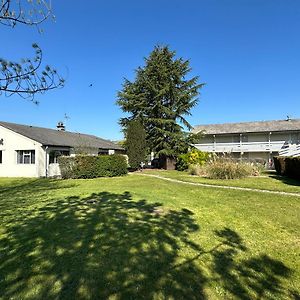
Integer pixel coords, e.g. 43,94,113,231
0,176,299,299
142,169,300,193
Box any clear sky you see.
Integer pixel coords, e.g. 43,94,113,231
1,0,300,140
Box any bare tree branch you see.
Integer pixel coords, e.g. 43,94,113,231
0,0,53,27
0,1,64,103
0,44,65,103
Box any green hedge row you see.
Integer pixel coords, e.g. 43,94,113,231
273,156,300,179
58,155,128,179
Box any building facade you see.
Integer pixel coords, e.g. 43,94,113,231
193,119,300,165
0,121,124,177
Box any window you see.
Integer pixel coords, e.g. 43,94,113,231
17,150,35,164
98,149,109,155
241,134,248,143
0,151,2,164
232,135,240,143
49,150,70,164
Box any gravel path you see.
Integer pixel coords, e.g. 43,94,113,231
135,173,300,198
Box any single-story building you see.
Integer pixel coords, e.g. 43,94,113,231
0,121,124,177
193,118,300,165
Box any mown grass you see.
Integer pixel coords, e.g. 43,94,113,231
0,175,299,299
142,169,300,194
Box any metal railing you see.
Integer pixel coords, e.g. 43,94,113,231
194,141,289,153
279,144,300,157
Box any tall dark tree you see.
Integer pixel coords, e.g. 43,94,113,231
117,45,204,160
0,0,64,103
125,119,147,170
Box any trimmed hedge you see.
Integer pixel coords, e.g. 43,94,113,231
273,156,300,179
58,155,128,179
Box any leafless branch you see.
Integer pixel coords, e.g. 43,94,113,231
0,44,65,103
0,0,53,27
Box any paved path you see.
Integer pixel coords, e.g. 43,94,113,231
135,173,300,198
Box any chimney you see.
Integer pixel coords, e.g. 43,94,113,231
57,121,65,131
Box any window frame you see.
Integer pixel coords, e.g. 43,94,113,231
17,150,35,164
49,150,70,164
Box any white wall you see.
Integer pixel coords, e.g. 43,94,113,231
248,133,268,143
46,146,72,177
0,125,44,177
0,125,123,177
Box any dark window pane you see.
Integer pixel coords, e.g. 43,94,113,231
49,150,69,164
49,151,55,164
31,150,35,164
24,155,30,164
17,151,22,164
0,151,2,164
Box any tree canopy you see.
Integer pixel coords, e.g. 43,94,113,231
117,45,204,157
0,0,64,103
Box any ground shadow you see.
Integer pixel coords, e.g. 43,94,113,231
0,179,77,221
0,191,295,299
212,228,292,299
269,174,300,187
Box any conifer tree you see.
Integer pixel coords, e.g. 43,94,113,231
125,119,147,170
117,46,204,160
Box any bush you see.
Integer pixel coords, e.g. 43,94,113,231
205,159,261,180
274,156,286,175
274,156,300,179
58,155,128,179
176,149,211,171
188,164,207,176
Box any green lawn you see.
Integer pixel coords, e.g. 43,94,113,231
142,169,300,194
0,175,299,299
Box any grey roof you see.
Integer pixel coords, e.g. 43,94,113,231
0,121,123,150
193,119,300,135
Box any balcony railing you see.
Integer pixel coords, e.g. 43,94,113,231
279,144,300,157
194,141,289,153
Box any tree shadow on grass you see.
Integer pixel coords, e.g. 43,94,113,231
0,191,295,299
0,179,77,221
212,228,293,299
269,174,300,187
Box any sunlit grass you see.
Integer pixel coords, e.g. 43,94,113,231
0,175,299,299
141,169,300,193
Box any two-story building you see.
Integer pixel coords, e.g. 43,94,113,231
193,118,300,165
0,121,124,177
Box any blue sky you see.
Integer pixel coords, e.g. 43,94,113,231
1,0,300,140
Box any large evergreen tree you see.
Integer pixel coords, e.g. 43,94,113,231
117,46,204,159
125,119,147,170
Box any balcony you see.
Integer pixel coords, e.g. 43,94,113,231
194,141,288,153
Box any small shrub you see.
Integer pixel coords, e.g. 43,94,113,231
58,155,128,179
176,149,211,171
205,159,261,180
188,164,207,176
58,156,76,179
242,162,264,177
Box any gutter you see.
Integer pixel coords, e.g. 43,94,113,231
45,146,48,178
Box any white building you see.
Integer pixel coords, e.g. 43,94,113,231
193,118,300,164
0,121,124,177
